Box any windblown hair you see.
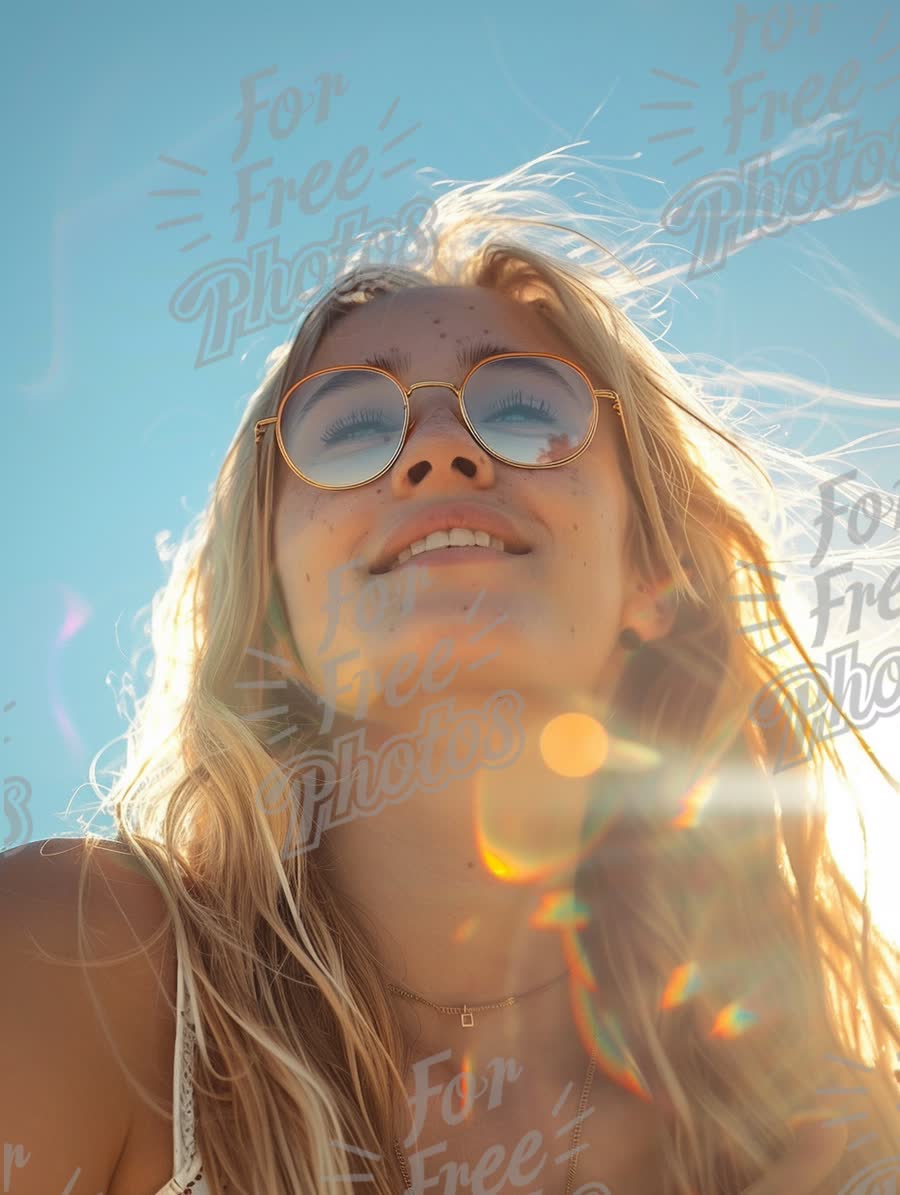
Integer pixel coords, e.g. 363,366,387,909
75,150,899,1194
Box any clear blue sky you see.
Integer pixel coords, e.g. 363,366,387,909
3,0,898,863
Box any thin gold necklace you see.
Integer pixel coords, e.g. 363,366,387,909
386,968,569,1028
387,972,597,1195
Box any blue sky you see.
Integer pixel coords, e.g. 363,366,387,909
3,0,899,930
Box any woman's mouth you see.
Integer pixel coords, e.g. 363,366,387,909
368,514,533,575
385,543,525,572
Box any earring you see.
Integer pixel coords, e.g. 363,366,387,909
618,627,642,651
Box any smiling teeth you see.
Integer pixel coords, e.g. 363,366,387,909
394,528,506,566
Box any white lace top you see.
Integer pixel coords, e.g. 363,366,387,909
151,932,208,1195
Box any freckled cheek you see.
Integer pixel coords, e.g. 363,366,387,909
276,490,341,562
275,495,372,646
272,510,324,635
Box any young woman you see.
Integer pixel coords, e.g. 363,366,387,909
3,156,899,1195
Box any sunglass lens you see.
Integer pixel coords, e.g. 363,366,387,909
463,357,593,466
280,369,406,487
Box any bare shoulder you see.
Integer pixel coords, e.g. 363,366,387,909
0,837,181,1194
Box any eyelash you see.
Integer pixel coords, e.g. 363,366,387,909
320,407,398,444
487,390,555,422
319,388,555,446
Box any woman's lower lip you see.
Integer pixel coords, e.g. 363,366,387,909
387,547,526,572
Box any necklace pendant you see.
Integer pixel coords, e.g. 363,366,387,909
460,1006,474,1028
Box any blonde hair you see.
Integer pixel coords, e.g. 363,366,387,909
75,149,899,1194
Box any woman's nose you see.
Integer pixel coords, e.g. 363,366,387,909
392,386,497,488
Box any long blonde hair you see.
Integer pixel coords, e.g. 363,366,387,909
78,149,900,1194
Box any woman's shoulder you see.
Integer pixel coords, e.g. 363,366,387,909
0,837,183,1194
0,834,176,963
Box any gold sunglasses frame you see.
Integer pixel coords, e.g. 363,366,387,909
254,351,623,492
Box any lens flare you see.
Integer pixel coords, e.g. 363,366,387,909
671,773,718,829
540,712,609,779
561,925,600,992
473,801,612,884
571,980,653,1102
50,585,93,761
710,1000,758,1039
660,961,701,1009
530,889,590,932
457,1049,476,1124
451,914,480,944
474,706,662,885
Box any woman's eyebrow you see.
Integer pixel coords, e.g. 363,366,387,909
361,340,522,381
290,339,542,428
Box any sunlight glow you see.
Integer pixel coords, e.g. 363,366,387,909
822,720,900,947
539,712,609,778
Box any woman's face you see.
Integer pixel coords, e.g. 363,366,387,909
272,285,660,733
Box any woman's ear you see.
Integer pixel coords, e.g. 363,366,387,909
621,575,677,645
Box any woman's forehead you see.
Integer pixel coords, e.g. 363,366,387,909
308,286,570,368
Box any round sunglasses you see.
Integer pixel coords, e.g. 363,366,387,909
254,352,622,491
